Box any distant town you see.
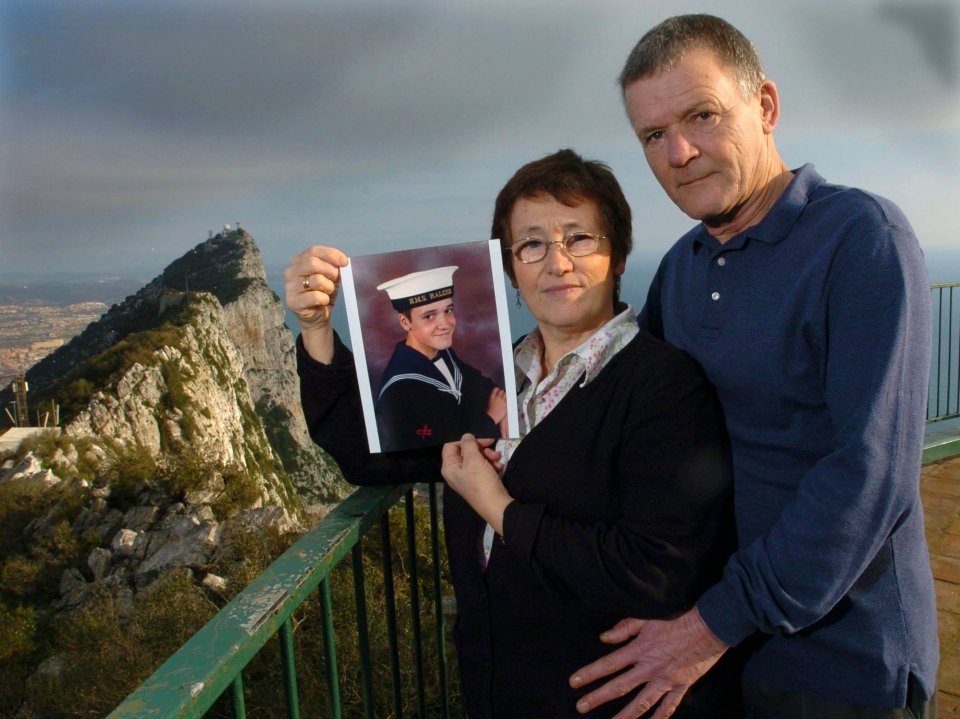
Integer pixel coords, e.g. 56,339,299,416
0,275,145,388
0,301,109,387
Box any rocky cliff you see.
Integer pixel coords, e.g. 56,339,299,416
23,228,345,505
0,230,355,716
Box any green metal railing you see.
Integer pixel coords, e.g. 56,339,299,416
929,282,960,424
107,482,458,719
925,283,960,462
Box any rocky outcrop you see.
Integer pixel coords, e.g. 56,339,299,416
21,229,346,505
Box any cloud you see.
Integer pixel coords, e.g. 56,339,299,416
879,1,957,85
1,0,958,275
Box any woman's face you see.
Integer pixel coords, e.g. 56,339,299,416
507,195,623,339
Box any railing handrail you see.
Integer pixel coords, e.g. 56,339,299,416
106,483,411,719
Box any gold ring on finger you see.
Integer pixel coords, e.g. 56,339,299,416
302,277,311,290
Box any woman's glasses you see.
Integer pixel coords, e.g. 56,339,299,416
507,232,604,264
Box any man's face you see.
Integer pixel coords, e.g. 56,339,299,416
400,298,456,358
623,48,772,227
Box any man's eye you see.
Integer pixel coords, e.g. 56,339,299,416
643,130,664,146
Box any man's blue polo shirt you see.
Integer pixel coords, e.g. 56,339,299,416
640,164,938,706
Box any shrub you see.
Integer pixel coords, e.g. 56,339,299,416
209,465,262,520
26,569,218,719
101,440,158,509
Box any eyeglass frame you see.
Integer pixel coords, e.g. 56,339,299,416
505,231,606,264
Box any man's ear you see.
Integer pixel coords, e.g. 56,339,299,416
398,312,411,331
759,78,780,134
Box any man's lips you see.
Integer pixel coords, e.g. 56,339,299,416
678,174,711,188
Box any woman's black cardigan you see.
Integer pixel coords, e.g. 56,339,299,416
297,330,743,718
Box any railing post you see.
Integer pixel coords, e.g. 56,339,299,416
320,577,342,718
231,675,246,719
405,489,428,717
279,619,301,719
380,513,404,715
352,544,375,718
429,483,451,718
950,286,956,414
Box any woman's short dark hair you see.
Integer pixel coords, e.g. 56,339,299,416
491,149,632,290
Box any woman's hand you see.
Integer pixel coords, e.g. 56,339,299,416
441,434,513,534
476,436,504,473
283,246,349,363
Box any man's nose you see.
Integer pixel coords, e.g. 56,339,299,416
668,130,699,167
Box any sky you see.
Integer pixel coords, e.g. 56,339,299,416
2,0,959,313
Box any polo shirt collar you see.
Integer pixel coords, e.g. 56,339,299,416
692,164,826,252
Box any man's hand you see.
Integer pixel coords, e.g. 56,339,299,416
570,607,728,718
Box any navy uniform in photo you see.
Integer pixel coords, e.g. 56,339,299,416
375,266,503,452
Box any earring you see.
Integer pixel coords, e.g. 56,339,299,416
515,289,522,309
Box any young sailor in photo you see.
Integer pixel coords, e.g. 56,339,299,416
375,266,506,452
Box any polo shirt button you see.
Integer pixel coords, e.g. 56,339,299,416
717,257,726,266
711,292,720,301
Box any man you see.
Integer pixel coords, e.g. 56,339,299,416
570,14,938,719
374,265,506,451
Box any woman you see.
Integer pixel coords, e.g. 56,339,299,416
286,149,741,717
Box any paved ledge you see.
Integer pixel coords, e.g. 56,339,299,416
922,443,960,714
925,423,960,464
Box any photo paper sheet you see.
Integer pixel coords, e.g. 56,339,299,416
340,239,518,453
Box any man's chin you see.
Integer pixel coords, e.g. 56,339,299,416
675,200,736,227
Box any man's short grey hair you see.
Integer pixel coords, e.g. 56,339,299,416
619,14,766,99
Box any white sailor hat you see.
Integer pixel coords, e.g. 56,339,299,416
377,265,459,311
